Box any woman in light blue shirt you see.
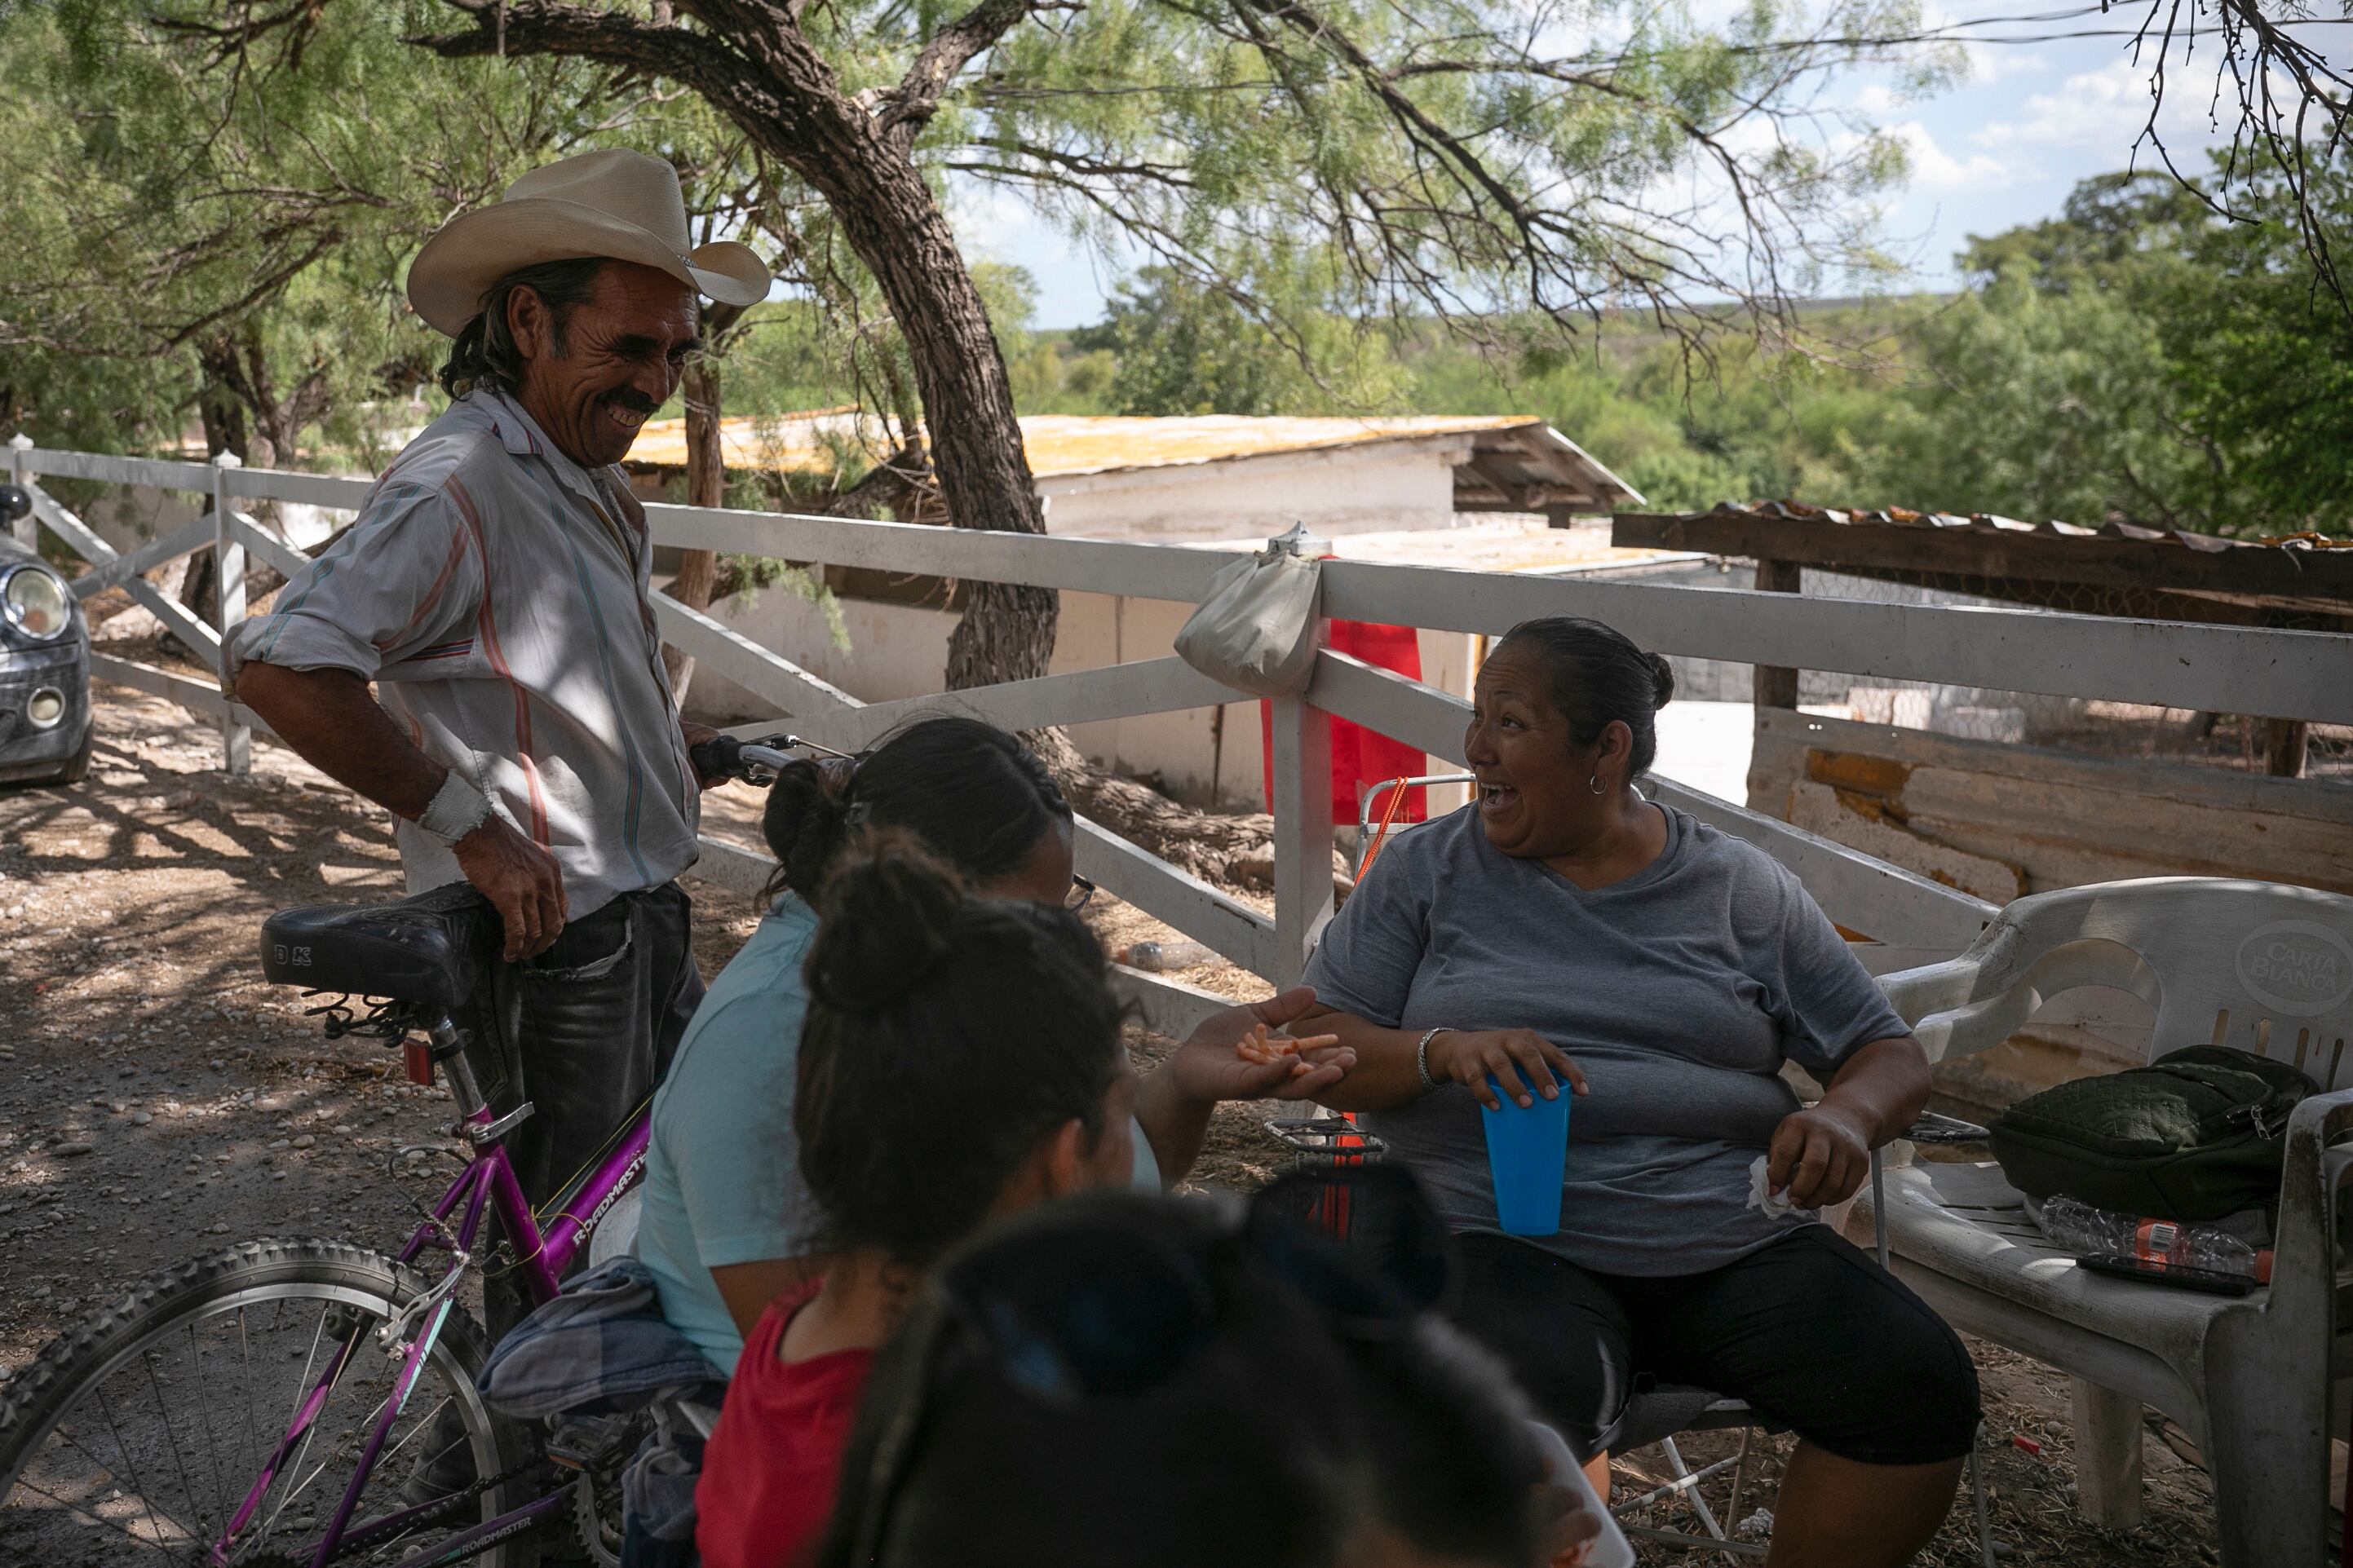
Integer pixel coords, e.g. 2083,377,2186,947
638,717,1352,1373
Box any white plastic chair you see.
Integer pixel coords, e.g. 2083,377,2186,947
1867,876,2353,1566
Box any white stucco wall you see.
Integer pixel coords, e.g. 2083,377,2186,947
680,442,1475,799
686,580,1478,815
687,585,955,720
1037,443,1463,541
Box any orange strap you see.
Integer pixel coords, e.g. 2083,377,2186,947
1356,778,1417,881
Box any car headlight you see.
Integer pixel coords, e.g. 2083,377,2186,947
2,566,71,641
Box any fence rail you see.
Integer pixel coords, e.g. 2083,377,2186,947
14,438,2351,1029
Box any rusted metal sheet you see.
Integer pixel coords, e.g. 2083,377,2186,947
1613,506,2353,629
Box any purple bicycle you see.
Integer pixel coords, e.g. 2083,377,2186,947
0,736,807,1566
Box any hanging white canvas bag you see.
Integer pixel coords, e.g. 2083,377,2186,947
1173,531,1325,697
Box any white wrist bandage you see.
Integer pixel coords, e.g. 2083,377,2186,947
418,771,493,845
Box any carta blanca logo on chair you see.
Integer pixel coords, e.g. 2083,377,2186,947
2235,921,2353,1016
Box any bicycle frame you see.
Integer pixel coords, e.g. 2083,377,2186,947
210,1011,649,1568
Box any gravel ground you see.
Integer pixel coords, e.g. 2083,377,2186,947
0,682,2240,1562
1616,1349,2226,1566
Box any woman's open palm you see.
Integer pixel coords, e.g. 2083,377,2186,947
1170,987,1355,1103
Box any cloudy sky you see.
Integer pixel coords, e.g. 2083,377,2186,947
949,1,2349,329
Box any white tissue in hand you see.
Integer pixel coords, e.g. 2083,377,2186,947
1746,1155,1811,1218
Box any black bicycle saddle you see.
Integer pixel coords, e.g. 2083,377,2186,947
259,881,500,1009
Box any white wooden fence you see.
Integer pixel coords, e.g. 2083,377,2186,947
14,435,2353,1034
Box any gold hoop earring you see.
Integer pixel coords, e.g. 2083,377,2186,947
1588,774,1606,796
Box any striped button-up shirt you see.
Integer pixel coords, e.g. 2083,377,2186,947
228,391,699,917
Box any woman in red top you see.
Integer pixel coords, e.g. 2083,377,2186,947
697,837,1338,1568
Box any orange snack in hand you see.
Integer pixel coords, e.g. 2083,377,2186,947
1235,1022,1305,1066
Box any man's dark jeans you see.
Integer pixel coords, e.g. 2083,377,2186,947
462,880,705,1341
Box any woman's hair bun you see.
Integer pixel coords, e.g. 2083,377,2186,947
763,757,857,897
806,831,966,1016
1647,651,1676,710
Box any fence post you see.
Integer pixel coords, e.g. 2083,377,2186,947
2262,718,2308,778
7,435,33,550
213,451,250,775
1752,558,1802,709
1267,525,1334,988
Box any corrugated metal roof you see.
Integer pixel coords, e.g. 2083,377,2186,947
621,410,1641,510
1311,519,1695,574
1707,498,2353,558
1611,500,2353,629
1018,414,1541,476
620,405,865,473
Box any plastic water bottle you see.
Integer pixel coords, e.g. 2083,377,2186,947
1117,939,1214,972
2037,1195,2269,1281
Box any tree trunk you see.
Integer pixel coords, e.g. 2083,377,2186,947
719,77,1057,694
196,337,250,465
663,350,728,707
727,86,1314,874
2263,718,2309,778
178,342,249,647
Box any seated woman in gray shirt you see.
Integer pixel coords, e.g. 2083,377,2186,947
1305,616,1979,1568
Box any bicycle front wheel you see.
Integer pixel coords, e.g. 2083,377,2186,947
0,1237,533,1567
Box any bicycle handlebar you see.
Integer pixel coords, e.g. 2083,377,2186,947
689,731,842,785
688,733,749,781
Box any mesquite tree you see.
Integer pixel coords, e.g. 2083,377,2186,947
387,0,1946,705
0,5,621,463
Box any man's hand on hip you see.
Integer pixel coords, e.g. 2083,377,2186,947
454,815,568,961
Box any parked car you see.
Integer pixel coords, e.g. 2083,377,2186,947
0,483,91,786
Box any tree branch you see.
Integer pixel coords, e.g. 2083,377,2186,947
153,230,343,352
2124,0,2353,316
408,0,781,138
882,0,1080,151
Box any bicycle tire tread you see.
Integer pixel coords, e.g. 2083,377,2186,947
1,1239,403,1455
0,1235,532,1561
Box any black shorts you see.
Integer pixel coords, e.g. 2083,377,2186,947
1449,1225,1980,1467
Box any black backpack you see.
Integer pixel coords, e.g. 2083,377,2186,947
1988,1045,2315,1222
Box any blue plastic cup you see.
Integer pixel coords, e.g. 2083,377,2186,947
1479,1065,1571,1236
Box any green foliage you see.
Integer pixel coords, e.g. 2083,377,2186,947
2156,164,2353,534
710,559,850,651
0,0,1964,488
847,152,2344,541
4,0,2340,543
976,291,1926,517
1072,267,1404,416
1854,161,2353,536
1851,272,2204,527
0,0,750,464
955,0,1946,333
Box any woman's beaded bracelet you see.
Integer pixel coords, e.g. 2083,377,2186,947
1415,1027,1450,1092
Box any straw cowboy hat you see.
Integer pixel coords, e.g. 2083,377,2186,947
407,149,771,336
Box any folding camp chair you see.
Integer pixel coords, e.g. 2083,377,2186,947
1609,1115,1999,1564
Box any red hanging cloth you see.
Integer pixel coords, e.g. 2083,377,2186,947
1259,616,1429,826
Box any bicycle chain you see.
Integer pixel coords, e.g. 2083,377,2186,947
234,1458,546,1568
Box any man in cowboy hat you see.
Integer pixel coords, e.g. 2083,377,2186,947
232,150,772,1304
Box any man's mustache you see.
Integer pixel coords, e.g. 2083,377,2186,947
601,389,661,415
